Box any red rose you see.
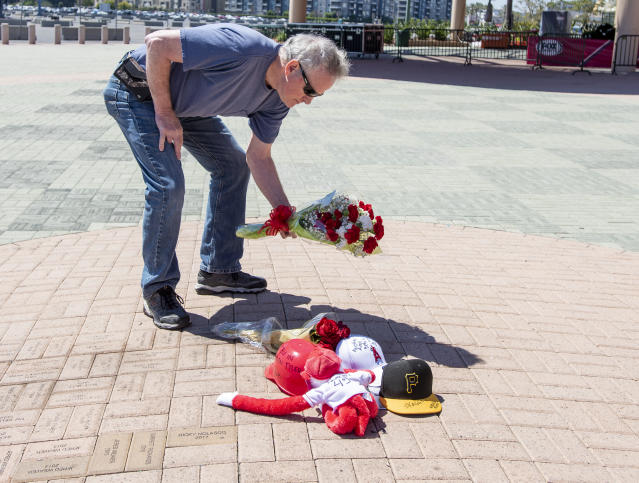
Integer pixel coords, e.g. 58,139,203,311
326,229,339,242
333,209,343,220
325,218,337,231
358,201,374,220
363,236,378,254
260,205,293,236
344,225,360,244
314,317,350,350
347,204,358,223
336,321,350,339
319,212,332,225
373,216,384,240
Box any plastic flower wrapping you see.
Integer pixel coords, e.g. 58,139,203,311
236,191,384,256
210,312,350,354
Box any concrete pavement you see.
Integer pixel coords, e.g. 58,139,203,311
0,43,638,482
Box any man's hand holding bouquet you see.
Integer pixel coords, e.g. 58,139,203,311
236,191,384,256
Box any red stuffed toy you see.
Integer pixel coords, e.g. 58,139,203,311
217,347,378,436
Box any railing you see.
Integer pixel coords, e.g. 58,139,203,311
530,33,617,73
381,27,537,64
612,34,639,74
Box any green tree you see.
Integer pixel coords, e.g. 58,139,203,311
516,0,546,24
466,2,486,25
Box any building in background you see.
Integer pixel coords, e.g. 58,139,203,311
214,0,451,19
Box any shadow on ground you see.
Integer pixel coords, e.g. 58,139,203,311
192,291,482,369
350,56,639,95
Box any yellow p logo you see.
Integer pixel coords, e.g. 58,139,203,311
405,373,419,393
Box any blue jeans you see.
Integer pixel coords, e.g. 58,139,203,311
103,76,250,298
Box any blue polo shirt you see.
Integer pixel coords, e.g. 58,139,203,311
131,24,289,144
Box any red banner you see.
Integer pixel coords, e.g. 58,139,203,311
527,37,615,68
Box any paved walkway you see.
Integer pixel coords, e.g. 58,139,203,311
0,43,638,482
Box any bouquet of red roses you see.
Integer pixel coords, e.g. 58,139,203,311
210,312,350,354
236,191,384,256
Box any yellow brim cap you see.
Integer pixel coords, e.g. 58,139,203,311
379,393,442,415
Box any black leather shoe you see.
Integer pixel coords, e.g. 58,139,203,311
143,286,191,330
195,270,267,294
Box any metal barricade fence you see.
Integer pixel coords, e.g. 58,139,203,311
468,31,536,64
612,34,639,74
531,33,616,73
382,27,536,64
383,27,468,62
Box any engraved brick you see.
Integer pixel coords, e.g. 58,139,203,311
110,373,145,402
153,330,180,349
90,353,122,377
105,398,170,419
55,376,115,392
177,346,206,370
163,444,236,468
72,334,128,355
48,388,112,408
15,339,49,360
239,461,317,483
65,404,105,439
0,385,24,411
14,381,54,410
206,345,235,368
59,354,95,380
166,426,237,447
0,410,40,429
30,407,73,442
168,397,202,428
237,366,268,393
0,444,25,481
0,426,32,445
126,330,155,352
142,371,174,400
0,344,21,363
12,456,89,482
87,432,132,475
23,436,96,460
43,336,75,358
1,357,66,384
100,415,167,434
125,430,166,472
173,368,235,397
119,349,178,374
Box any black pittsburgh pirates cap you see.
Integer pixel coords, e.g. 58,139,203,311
379,359,442,415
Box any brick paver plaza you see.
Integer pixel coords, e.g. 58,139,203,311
1,43,638,482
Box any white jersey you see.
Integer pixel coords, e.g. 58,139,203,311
303,371,373,411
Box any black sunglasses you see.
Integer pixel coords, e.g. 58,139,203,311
298,62,323,97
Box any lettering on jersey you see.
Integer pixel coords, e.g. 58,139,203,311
371,346,383,364
405,373,419,394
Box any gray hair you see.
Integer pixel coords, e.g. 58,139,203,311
279,33,350,78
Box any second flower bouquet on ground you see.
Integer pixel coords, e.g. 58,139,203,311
236,191,384,256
